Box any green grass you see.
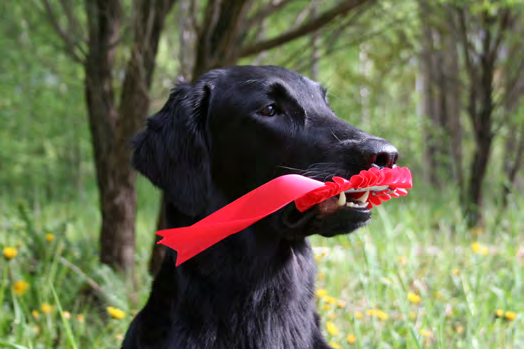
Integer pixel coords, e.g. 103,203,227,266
1,183,522,348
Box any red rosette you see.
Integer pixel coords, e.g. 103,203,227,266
294,166,412,211
157,167,412,265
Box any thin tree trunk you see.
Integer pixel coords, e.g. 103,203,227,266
83,0,175,273
419,0,440,186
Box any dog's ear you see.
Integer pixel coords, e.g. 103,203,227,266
132,82,211,216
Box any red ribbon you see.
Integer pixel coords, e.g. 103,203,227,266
157,167,412,266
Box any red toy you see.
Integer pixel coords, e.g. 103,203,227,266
158,167,412,265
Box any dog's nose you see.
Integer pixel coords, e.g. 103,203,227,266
362,139,399,169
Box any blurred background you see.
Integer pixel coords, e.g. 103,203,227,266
1,0,523,348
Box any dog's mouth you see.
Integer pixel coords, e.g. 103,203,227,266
282,188,376,230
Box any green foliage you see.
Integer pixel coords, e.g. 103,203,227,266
1,186,522,348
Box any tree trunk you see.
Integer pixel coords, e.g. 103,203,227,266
442,8,463,189
84,0,175,273
419,0,441,186
464,12,495,227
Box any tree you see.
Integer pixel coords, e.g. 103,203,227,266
39,0,177,274
455,3,522,227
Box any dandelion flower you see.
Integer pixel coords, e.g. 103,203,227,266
347,334,357,344
419,329,432,337
471,242,481,253
41,303,53,314
3,247,18,260
318,273,326,280
456,325,464,334
316,289,328,297
337,300,346,309
324,296,337,304
366,309,388,320
480,246,489,256
76,314,85,323
452,269,460,275
13,280,30,296
397,256,407,265
355,311,363,319
107,306,126,320
323,304,331,311
504,311,517,321
329,342,341,349
326,321,339,336
32,310,40,319
377,310,388,320
45,233,55,242
408,292,421,303
495,309,504,318
409,311,416,319
63,311,71,320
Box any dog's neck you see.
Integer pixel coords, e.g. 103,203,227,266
155,196,317,313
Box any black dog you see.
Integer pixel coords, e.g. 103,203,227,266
124,66,398,349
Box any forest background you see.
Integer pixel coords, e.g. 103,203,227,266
1,0,523,348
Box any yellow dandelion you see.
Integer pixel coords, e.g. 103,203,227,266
41,303,53,314
316,289,328,297
324,296,337,304
355,311,363,319
480,246,489,256
397,256,407,265
63,311,71,320
337,300,346,309
408,292,421,304
419,329,432,337
377,310,389,320
107,306,126,320
347,334,357,344
452,269,460,275
409,311,416,319
329,342,342,349
456,325,464,334
323,304,331,311
45,233,55,242
76,314,85,323
12,280,30,296
471,242,481,253
326,321,339,336
3,247,18,260
504,311,517,321
366,309,388,320
495,309,504,318
318,273,326,280
32,310,40,319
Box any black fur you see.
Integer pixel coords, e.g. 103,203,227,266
125,66,398,349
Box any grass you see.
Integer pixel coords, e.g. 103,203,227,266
0,182,522,348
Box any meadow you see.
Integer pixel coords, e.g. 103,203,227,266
1,179,522,349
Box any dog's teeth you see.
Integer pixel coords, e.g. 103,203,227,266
356,191,370,203
337,191,347,206
346,202,356,208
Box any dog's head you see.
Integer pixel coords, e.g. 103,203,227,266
133,66,398,237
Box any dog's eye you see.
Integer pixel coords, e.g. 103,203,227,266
259,104,277,117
